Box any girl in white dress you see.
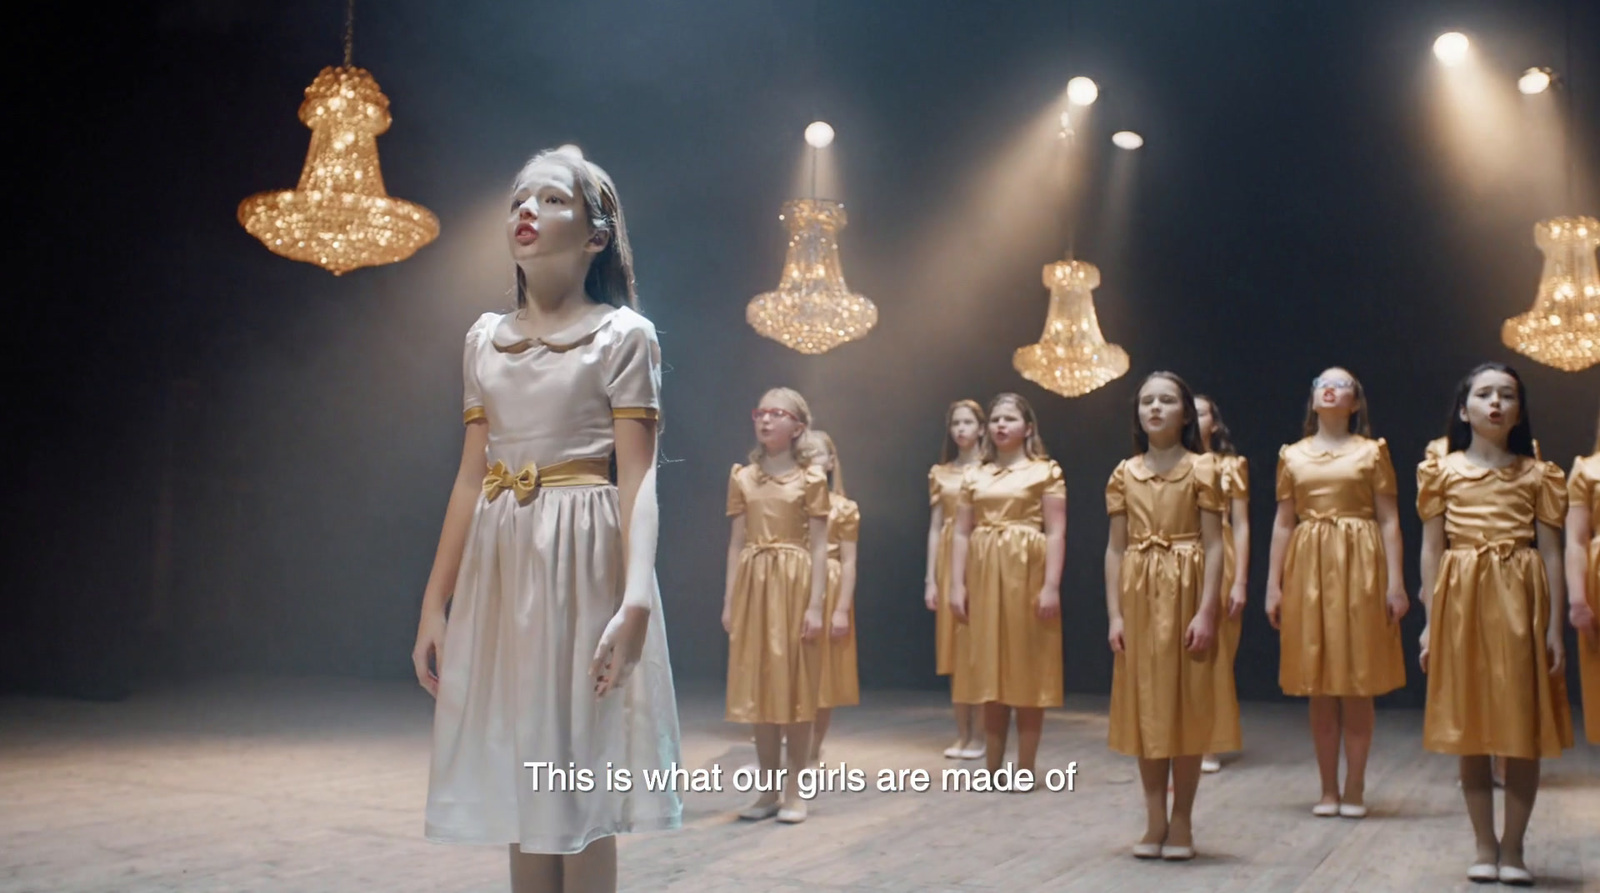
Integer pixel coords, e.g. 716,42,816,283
413,145,681,893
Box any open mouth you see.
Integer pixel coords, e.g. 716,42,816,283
514,223,538,244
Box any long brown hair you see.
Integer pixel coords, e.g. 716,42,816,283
512,145,637,310
1132,372,1205,455
982,393,1050,462
1194,393,1238,457
748,387,814,465
1301,366,1373,438
804,430,847,496
939,399,986,463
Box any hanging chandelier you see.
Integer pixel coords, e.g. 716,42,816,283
747,198,877,354
1501,215,1600,371
237,0,438,276
1013,258,1129,397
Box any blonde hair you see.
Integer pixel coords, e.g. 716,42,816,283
940,399,986,464
512,145,636,310
982,393,1050,462
748,387,814,465
803,430,846,496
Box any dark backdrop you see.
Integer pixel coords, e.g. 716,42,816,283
5,0,1597,708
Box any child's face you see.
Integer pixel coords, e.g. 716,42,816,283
507,160,601,263
949,407,982,450
1195,398,1215,441
1138,378,1186,440
1311,367,1358,414
988,403,1030,452
809,446,836,475
1461,370,1520,438
753,392,805,453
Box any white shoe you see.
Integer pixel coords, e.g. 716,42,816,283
1312,802,1340,817
943,745,966,759
1161,844,1196,861
738,801,780,821
1200,756,1221,773
1497,865,1534,886
1132,842,1163,859
1466,862,1498,883
1338,803,1367,819
776,804,807,824
958,745,986,760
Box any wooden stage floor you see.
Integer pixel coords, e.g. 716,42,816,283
2,678,1596,892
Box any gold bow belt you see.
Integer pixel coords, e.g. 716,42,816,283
1450,537,1532,560
1299,509,1374,523
482,457,611,504
743,540,809,554
1129,532,1200,552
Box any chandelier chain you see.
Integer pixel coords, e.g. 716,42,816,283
344,0,355,68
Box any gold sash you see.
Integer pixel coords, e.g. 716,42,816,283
482,457,611,504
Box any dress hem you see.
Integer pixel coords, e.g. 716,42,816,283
424,814,683,855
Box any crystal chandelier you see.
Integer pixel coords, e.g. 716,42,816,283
747,198,878,354
237,1,438,276
1013,258,1129,397
1501,216,1600,372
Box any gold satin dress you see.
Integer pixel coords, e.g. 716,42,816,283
1275,437,1406,697
929,463,968,677
1107,452,1242,759
1418,453,1572,758
1218,455,1249,672
725,463,831,724
1567,454,1600,744
817,493,861,708
951,459,1066,708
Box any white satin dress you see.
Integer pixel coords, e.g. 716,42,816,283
424,302,682,854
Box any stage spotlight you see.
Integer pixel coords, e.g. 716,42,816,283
1067,76,1099,106
1111,131,1144,150
1433,32,1469,66
805,121,835,148
1518,67,1552,94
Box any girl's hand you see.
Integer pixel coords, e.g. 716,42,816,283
1385,584,1410,624
1185,610,1216,654
1035,587,1061,621
949,585,968,623
802,607,824,642
591,605,649,698
1571,599,1598,636
1418,625,1430,674
412,609,446,698
1265,582,1283,630
1107,617,1126,654
721,603,733,635
1227,582,1247,619
1547,625,1565,676
924,580,940,612
830,608,851,639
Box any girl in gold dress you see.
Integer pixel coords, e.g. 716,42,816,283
1417,362,1570,885
1265,366,1407,819
1194,394,1250,775
1568,412,1600,745
724,387,831,824
948,393,1066,778
925,399,986,759
804,430,860,762
1106,372,1235,862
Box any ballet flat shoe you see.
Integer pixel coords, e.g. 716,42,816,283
1337,803,1368,819
1132,842,1163,859
1497,865,1534,886
1466,862,1499,883
1311,802,1341,817
942,745,966,759
775,805,807,824
1200,756,1222,773
738,802,780,821
1160,845,1196,861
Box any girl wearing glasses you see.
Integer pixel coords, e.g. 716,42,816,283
724,388,831,824
803,430,860,763
926,399,987,759
1265,367,1407,819
1417,362,1570,885
947,393,1066,781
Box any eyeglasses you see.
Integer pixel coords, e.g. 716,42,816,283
752,407,799,422
1313,377,1355,391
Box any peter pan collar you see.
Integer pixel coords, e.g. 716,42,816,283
1296,436,1367,460
1127,453,1194,482
1444,451,1532,481
492,303,620,353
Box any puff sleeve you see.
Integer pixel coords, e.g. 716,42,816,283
1194,452,1225,514
726,464,746,517
604,311,662,421
835,499,861,543
1370,438,1399,497
1275,445,1295,503
803,466,832,518
1105,462,1127,516
1042,460,1066,500
1570,457,1597,516
928,466,941,508
1536,461,1569,529
462,312,496,425
1416,457,1447,522
1223,455,1250,502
